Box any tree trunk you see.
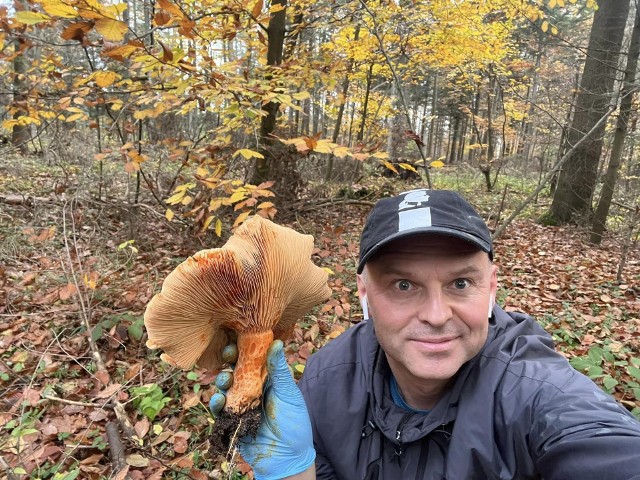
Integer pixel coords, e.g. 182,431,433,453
483,81,495,192
357,63,373,144
591,9,640,243
467,89,481,164
427,73,438,159
11,36,30,154
457,117,467,163
524,32,543,164
550,0,630,224
448,114,460,164
326,24,360,181
252,0,287,184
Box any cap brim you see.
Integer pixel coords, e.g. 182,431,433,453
357,227,492,273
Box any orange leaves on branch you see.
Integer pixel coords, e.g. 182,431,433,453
95,18,128,42
157,0,183,18
157,40,174,62
41,0,77,18
404,129,425,147
61,21,93,41
14,11,50,25
154,11,171,26
94,71,119,88
251,0,264,19
277,135,389,162
102,41,143,61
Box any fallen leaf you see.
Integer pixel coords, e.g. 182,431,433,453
126,454,149,467
80,453,104,465
135,418,150,439
95,383,122,399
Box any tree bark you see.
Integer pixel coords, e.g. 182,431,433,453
11,1,30,154
426,73,438,159
326,24,360,181
591,9,640,243
11,37,30,154
448,113,460,164
252,0,287,184
550,0,630,224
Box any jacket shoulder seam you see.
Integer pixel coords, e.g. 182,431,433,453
304,360,360,382
480,352,575,392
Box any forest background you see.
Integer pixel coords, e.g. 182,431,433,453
1,0,640,478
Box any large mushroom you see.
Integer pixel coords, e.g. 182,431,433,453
144,215,331,415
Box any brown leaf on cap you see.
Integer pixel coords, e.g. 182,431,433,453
144,215,331,414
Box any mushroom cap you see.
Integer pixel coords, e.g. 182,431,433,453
144,215,331,371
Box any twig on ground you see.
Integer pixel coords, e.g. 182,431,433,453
42,394,115,409
61,201,136,438
106,422,131,480
0,455,19,480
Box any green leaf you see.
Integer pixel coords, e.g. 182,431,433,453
569,356,593,372
127,321,144,341
603,376,618,391
587,347,604,365
91,324,103,342
186,372,198,381
587,366,604,378
628,365,640,381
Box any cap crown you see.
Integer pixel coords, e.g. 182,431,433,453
358,189,492,272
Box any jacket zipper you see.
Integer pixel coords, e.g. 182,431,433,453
393,412,413,462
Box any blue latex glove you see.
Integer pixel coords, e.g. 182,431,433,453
209,340,315,480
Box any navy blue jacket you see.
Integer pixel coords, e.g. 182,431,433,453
299,306,640,479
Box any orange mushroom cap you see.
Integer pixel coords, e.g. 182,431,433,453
144,215,331,412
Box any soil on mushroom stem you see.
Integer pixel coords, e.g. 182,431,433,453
210,408,262,458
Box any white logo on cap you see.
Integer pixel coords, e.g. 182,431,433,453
398,189,431,231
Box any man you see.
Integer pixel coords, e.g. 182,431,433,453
211,189,640,480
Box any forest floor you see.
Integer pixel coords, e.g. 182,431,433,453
1,170,640,480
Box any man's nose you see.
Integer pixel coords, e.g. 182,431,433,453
418,291,452,326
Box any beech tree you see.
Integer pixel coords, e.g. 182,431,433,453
1,0,623,236
591,8,640,243
550,0,631,224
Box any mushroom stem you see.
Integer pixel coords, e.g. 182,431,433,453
225,330,275,414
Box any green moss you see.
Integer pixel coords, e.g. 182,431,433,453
537,210,560,226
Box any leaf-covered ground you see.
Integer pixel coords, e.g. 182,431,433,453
1,185,639,479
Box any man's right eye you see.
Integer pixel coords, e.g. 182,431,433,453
396,280,412,291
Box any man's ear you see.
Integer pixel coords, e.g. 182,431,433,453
489,264,498,318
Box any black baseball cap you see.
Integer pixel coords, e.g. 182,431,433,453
357,189,493,273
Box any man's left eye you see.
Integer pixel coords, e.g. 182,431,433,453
453,279,470,289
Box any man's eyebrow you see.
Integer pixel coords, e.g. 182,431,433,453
378,263,485,277
448,265,484,277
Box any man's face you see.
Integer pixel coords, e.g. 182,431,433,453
357,235,497,405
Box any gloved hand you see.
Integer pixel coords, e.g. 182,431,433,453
209,340,316,480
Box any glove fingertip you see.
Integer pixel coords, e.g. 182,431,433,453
266,340,285,373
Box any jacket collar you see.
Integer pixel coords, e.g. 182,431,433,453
358,306,515,443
